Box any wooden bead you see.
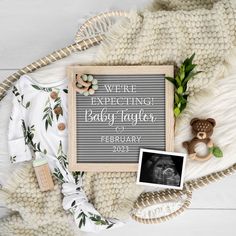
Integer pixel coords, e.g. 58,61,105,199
87,75,94,82
58,123,66,131
89,88,95,95
54,107,63,115
50,91,58,99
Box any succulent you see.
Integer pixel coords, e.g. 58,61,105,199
165,53,202,118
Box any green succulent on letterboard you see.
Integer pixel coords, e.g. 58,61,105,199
165,53,202,118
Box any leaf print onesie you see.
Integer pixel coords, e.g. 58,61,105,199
8,75,122,233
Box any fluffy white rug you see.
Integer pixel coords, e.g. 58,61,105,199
175,48,236,181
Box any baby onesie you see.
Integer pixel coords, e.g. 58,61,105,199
8,75,121,232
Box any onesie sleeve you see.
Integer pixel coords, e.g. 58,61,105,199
8,79,32,163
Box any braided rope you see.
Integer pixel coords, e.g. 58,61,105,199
186,163,236,191
1,10,236,224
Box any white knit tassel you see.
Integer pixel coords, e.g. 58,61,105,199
75,11,126,42
96,11,137,64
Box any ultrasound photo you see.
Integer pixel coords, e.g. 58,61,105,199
137,148,187,189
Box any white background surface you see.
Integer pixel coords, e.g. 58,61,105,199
0,1,236,235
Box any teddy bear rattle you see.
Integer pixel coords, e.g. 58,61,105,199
183,118,216,161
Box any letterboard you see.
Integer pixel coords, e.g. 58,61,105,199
67,66,174,172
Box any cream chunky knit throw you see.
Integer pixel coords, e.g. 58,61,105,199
97,0,236,94
0,163,77,236
84,0,236,219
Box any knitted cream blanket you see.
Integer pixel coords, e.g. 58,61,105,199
97,0,236,94
84,0,236,219
0,163,78,236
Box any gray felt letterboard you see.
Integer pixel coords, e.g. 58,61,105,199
68,66,174,172
76,75,165,163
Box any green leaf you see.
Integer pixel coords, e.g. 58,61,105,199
45,88,52,92
43,107,50,112
45,120,48,130
79,220,83,228
189,53,195,64
179,65,185,81
175,75,182,86
37,143,41,151
82,215,86,226
48,117,52,126
53,172,59,178
177,86,183,94
26,101,30,108
54,97,60,103
63,89,68,93
107,223,114,229
212,146,223,158
31,85,41,90
174,93,180,104
186,64,196,73
183,71,202,86
95,221,102,225
179,102,187,111
77,212,84,219
179,95,187,104
165,76,176,86
174,107,181,117
183,57,190,66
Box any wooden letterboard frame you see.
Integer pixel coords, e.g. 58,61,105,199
67,66,174,172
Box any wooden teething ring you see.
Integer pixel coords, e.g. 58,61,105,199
74,75,91,94
74,74,98,95
189,139,213,161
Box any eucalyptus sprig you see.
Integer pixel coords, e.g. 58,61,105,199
165,53,202,117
